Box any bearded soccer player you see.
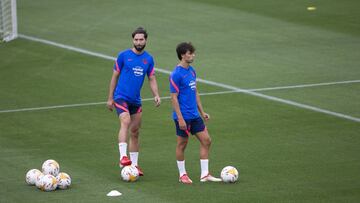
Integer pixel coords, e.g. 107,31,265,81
107,27,161,176
169,42,221,184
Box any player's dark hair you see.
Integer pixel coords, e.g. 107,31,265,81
176,42,195,60
132,27,148,39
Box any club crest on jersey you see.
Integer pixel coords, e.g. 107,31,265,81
142,59,148,64
133,66,144,76
189,80,196,90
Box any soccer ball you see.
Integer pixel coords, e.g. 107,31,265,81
25,169,42,185
56,172,71,189
40,174,57,191
121,165,139,182
35,173,45,189
221,166,239,183
42,159,60,176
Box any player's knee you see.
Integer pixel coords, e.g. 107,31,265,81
203,137,211,148
120,117,131,127
178,144,186,151
177,140,188,150
131,127,140,137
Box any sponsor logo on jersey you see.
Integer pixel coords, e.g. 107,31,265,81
133,66,144,76
189,80,196,90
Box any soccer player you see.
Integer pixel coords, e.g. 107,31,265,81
169,42,221,184
107,27,161,176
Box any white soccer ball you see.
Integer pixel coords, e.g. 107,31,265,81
121,165,139,182
221,166,239,183
35,173,45,189
56,172,71,189
42,159,60,177
40,174,58,191
25,169,42,185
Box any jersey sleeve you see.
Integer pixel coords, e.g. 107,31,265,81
113,52,124,73
169,72,180,93
147,57,155,77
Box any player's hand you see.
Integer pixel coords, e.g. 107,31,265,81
178,118,187,131
202,113,210,121
154,96,161,107
106,99,114,111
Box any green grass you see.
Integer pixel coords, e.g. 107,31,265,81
1,0,360,202
17,0,360,89
187,0,360,36
264,83,360,118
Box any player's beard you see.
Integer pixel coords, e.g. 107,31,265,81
134,44,146,52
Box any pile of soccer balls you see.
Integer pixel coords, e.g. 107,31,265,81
25,159,71,191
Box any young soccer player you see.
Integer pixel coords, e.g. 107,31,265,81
170,42,221,184
107,27,161,176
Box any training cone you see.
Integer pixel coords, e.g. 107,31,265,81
107,190,122,197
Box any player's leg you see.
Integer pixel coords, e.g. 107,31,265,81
195,129,211,178
176,135,188,161
194,123,221,182
176,135,192,184
128,111,143,175
129,112,142,153
175,118,192,184
194,128,211,160
114,99,132,167
118,112,132,167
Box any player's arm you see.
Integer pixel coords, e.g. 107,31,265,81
107,70,120,111
148,75,161,107
171,93,187,130
196,90,210,121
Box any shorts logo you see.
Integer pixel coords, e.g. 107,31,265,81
133,66,144,76
189,80,196,90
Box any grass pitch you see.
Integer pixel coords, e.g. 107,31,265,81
1,0,360,202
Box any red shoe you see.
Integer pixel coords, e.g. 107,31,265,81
179,174,192,184
135,166,144,176
119,156,132,167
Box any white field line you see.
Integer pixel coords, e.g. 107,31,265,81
18,34,172,75
0,102,106,113
249,80,360,92
0,91,231,113
11,34,360,123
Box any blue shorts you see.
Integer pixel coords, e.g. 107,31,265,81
174,117,205,137
114,99,142,116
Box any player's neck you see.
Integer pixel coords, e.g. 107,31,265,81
131,48,144,55
178,61,190,69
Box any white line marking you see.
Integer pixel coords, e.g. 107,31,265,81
14,34,360,123
0,102,106,113
20,34,115,60
0,91,231,113
246,91,360,122
249,80,360,92
18,34,172,75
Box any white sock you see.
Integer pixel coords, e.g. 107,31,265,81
118,142,127,159
130,152,139,166
200,159,209,178
177,160,186,177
